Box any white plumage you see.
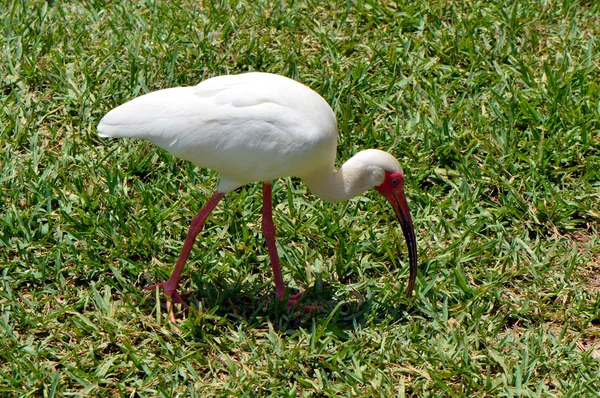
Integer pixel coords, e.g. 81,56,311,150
98,73,338,192
98,72,417,323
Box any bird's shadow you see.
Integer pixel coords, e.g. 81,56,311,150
155,273,416,337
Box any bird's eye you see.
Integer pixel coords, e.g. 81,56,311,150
391,179,398,185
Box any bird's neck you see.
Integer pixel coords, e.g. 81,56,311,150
303,155,383,202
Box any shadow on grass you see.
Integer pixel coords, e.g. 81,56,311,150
142,272,423,339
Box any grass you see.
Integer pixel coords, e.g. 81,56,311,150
1,0,600,396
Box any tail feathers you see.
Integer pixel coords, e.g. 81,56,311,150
96,103,151,139
97,86,199,140
97,120,118,138
96,119,151,139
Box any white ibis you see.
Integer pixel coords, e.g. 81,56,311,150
97,72,417,321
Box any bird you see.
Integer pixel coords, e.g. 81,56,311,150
97,72,417,323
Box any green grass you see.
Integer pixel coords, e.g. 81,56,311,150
2,0,600,396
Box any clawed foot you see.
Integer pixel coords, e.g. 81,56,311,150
287,291,323,312
146,280,192,327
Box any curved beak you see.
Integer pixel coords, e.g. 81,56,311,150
385,191,418,297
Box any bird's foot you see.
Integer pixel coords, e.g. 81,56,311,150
146,279,191,327
287,291,323,313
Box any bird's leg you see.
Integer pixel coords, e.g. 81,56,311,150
262,183,320,313
146,192,225,321
261,183,286,302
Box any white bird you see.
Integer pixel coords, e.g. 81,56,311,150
97,72,417,322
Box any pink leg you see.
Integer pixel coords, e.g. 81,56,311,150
146,191,225,322
262,183,285,302
262,183,320,313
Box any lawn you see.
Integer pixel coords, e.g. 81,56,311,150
1,0,600,396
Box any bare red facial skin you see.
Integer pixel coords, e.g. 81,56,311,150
375,171,405,196
375,170,418,297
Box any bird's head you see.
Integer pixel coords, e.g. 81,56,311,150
355,149,417,297
304,148,418,297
